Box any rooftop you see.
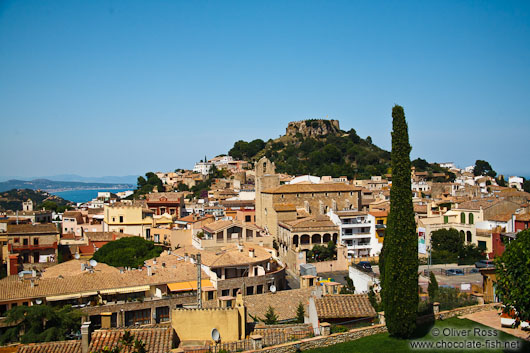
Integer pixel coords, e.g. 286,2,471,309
262,183,361,194
315,294,376,319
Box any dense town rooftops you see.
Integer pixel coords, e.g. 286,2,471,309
262,183,361,194
0,258,202,302
457,198,503,210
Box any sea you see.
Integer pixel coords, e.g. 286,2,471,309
51,189,133,203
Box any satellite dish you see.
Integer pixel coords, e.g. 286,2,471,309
35,299,42,305
270,285,277,293
89,259,98,267
211,328,220,342
74,253,80,260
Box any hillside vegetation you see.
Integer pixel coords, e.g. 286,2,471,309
230,123,390,179
0,189,73,212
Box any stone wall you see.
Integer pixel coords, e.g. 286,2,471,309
243,303,501,353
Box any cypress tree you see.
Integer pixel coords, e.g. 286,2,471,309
380,105,418,337
428,272,439,301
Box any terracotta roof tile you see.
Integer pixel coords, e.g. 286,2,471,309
315,294,376,319
243,288,314,321
262,183,361,194
17,340,81,353
89,326,174,353
6,224,58,234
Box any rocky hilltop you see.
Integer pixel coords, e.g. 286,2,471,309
286,119,341,138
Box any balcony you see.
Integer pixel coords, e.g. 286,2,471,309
375,224,386,229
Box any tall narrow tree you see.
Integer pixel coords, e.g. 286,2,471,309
380,105,418,337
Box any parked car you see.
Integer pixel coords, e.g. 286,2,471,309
469,268,480,274
475,259,495,269
356,261,373,272
445,269,465,276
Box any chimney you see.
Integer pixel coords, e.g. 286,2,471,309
147,266,152,276
249,248,255,258
81,322,91,353
32,269,36,278
185,253,189,262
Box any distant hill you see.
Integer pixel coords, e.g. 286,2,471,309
0,179,134,193
0,174,139,184
229,119,391,179
0,189,73,212
228,119,450,180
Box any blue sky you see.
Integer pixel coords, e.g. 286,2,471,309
1,0,529,178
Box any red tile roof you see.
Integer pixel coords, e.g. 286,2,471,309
17,340,81,353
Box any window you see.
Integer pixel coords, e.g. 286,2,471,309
207,291,214,300
119,229,124,233
444,216,449,224
232,288,239,297
469,213,474,225
256,285,263,294
460,213,465,224
119,216,124,223
466,231,472,243
33,252,39,263
221,289,229,297
146,229,151,239
112,217,115,222
478,241,487,251
23,238,28,246
33,238,39,246
14,238,19,243
245,215,251,222
246,286,254,295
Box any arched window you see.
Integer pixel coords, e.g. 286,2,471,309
460,213,465,224
323,234,331,243
300,234,310,245
292,235,299,247
312,234,321,244
469,213,474,225
332,233,338,244
459,230,465,241
466,231,472,243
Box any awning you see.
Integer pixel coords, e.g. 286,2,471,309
99,285,150,295
46,293,81,301
168,280,213,292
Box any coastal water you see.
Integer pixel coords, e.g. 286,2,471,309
51,189,133,203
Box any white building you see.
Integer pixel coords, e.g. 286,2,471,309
288,175,321,184
509,176,524,191
328,210,381,258
193,162,213,175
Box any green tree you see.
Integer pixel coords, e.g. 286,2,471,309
430,228,463,254
0,305,82,345
295,302,305,323
263,306,278,325
176,183,189,192
380,105,418,338
340,276,356,294
411,158,429,172
428,272,439,302
92,237,163,268
474,160,496,177
523,179,530,193
494,229,530,321
496,175,507,187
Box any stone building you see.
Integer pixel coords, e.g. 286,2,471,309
255,157,362,238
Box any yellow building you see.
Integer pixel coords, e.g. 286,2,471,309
369,210,388,244
172,294,247,343
103,203,155,239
